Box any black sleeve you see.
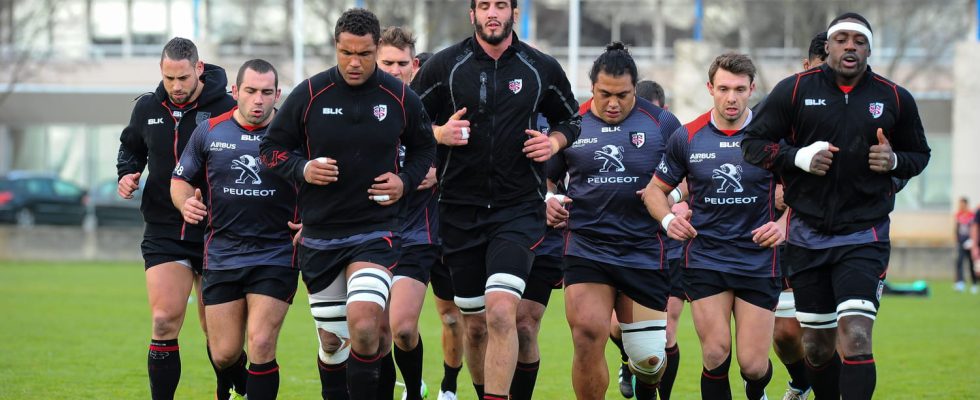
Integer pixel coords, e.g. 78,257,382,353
539,58,582,146
410,56,446,124
260,80,310,183
741,78,799,173
116,97,149,181
889,87,931,179
546,150,567,183
399,89,437,192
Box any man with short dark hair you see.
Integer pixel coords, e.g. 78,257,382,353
117,36,237,400
411,1,580,399
172,59,296,400
260,8,435,400
742,13,931,399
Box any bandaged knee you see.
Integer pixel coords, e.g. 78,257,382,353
796,311,838,329
620,320,668,376
485,272,526,299
454,295,486,315
309,287,350,364
836,299,877,321
347,268,392,309
775,291,797,318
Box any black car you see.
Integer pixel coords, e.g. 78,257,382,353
0,171,87,226
90,178,144,227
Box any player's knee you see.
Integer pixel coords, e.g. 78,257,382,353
392,323,419,349
621,320,668,379
209,348,241,370
485,303,517,335
318,329,343,353
440,308,461,329
311,299,349,363
772,323,800,351
150,310,183,337
463,315,487,343
454,295,486,315
701,341,732,367
347,268,392,310
801,338,836,365
247,334,277,362
516,315,541,344
737,356,770,379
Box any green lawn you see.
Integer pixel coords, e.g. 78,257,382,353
0,261,977,399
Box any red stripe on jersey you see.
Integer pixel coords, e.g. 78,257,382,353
684,112,712,143
791,70,821,105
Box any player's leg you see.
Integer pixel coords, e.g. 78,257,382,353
833,243,889,400
510,255,560,400
145,259,196,400
430,258,464,400
564,268,616,400
773,289,810,399
609,312,633,399
733,277,780,400
345,261,394,400
686,269,735,400
614,266,671,400
659,257,687,400
390,249,430,400
302,246,351,400
202,268,251,399
242,266,297,400
790,264,840,400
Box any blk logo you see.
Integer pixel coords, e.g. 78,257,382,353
323,107,343,115
232,154,262,185
804,98,826,106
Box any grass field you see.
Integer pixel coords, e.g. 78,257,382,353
0,261,978,399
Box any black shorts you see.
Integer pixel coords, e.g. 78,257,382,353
394,244,439,284
141,236,203,274
202,266,299,305
440,201,545,299
682,268,781,311
785,242,889,316
563,255,670,311
298,237,401,294
778,245,792,291
429,253,454,301
523,255,563,306
667,258,686,299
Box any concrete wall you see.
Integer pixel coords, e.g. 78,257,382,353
953,41,980,208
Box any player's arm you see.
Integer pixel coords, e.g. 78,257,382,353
544,152,571,228
259,80,314,184
751,183,787,248
645,131,696,240
410,56,469,147
378,93,436,205
533,60,582,161
170,124,208,224
116,98,149,199
881,87,931,179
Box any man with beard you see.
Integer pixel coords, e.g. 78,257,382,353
260,8,435,400
411,1,581,399
742,13,931,399
116,37,238,400
171,59,296,400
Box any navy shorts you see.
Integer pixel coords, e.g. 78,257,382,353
563,255,670,311
429,253,454,301
141,236,203,274
667,257,686,299
394,244,439,284
524,255,563,306
682,268,781,311
202,266,299,305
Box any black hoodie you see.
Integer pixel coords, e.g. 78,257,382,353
117,63,236,241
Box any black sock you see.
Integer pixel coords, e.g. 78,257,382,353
784,359,810,392
510,359,540,400
247,359,280,400
473,383,485,398
208,345,248,397
376,351,396,400
659,344,680,400
635,380,659,400
805,352,841,400
317,357,349,400
441,362,462,393
148,338,180,400
611,335,629,363
207,343,233,399
347,351,382,400
841,354,876,400
741,360,773,400
484,393,508,400
395,337,425,400
700,353,732,400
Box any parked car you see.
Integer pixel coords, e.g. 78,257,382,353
89,178,144,227
0,171,87,227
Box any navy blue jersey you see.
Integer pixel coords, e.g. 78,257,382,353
173,109,298,270
399,145,440,247
786,211,888,250
535,114,564,258
655,111,778,277
560,98,681,270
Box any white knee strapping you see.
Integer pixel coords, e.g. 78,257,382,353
454,295,486,314
836,299,877,321
347,268,392,309
796,311,838,329
309,279,350,364
620,320,668,375
485,273,526,299
775,291,797,318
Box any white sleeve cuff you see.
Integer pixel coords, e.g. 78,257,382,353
891,153,899,170
660,213,676,232
794,141,830,173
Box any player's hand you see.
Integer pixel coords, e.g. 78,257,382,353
671,201,689,216
774,185,786,212
117,172,141,199
545,194,572,228
417,167,437,190
810,145,839,176
752,221,784,248
305,157,339,185
368,172,404,206
287,221,303,247
436,108,470,146
523,129,559,162
181,188,207,224
869,128,896,173
664,210,696,241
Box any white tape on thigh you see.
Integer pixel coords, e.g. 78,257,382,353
620,320,668,375
454,295,486,314
485,273,526,299
775,291,797,318
836,299,877,321
795,311,838,329
347,268,392,309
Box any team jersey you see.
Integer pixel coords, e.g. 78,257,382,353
534,115,564,259
399,145,439,247
655,110,778,277
558,98,681,270
173,109,297,270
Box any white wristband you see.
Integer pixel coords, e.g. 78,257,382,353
891,153,899,170
545,192,555,202
660,213,676,232
669,188,682,203
794,141,830,173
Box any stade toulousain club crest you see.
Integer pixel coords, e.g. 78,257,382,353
508,79,523,94
630,132,645,148
373,104,387,121
869,102,884,119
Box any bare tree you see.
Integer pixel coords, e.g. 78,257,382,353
0,0,60,108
